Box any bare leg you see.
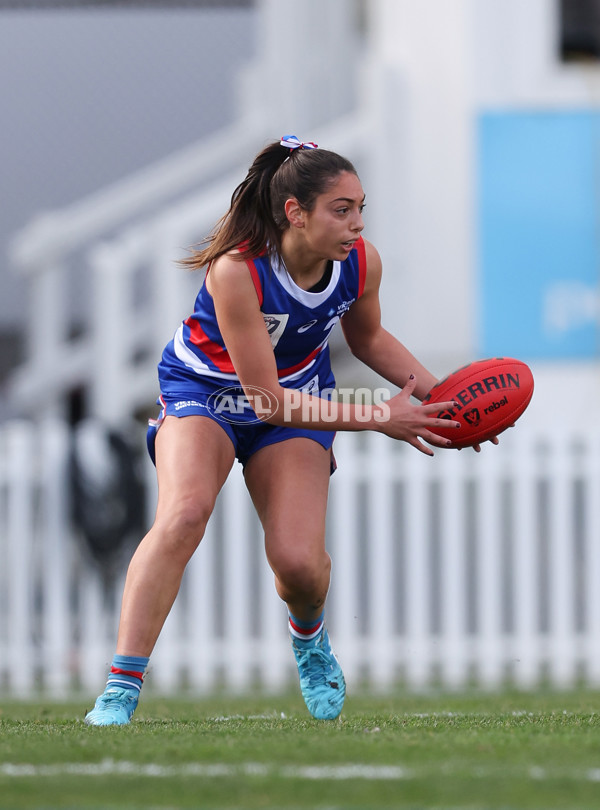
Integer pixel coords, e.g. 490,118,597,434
116,415,235,656
244,438,331,622
245,437,345,720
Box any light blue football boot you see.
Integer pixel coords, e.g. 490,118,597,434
84,686,139,726
291,628,346,720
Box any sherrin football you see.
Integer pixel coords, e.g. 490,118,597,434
422,357,534,449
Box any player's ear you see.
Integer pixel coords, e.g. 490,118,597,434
284,198,305,228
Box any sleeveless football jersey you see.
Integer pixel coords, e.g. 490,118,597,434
158,236,367,398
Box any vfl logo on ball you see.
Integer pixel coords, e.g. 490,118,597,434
463,408,481,426
207,385,278,424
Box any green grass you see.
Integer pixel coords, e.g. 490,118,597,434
2,690,600,809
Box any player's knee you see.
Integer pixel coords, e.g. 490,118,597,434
155,497,213,558
275,551,331,599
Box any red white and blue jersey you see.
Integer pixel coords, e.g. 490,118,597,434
158,236,367,398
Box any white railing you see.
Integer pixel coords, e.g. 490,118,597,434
1,419,599,698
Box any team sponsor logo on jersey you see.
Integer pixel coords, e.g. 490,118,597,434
263,314,289,348
173,399,208,411
327,298,355,318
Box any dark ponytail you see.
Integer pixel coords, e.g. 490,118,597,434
181,139,357,270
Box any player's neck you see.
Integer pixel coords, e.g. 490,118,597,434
279,234,328,291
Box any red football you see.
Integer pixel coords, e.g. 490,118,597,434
422,357,534,449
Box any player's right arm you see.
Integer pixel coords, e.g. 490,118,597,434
208,254,459,453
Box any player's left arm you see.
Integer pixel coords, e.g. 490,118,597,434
341,239,438,402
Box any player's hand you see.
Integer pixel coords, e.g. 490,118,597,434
459,429,510,452
466,435,500,453
379,375,460,456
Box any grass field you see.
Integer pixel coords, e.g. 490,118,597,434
1,690,600,809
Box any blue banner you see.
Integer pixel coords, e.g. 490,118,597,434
478,111,600,359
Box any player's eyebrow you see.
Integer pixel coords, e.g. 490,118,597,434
331,195,366,204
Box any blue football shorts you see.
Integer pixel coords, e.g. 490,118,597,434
146,389,336,473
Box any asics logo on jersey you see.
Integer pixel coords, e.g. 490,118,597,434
297,320,318,333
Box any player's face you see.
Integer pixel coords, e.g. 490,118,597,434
303,171,365,260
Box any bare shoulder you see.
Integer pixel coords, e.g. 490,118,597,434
362,237,382,266
361,237,383,291
207,251,257,299
209,249,247,280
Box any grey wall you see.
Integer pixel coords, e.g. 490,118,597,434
0,7,256,350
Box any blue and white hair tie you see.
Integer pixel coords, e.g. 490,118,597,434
280,134,318,151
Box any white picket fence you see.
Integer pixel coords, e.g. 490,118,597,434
1,419,600,699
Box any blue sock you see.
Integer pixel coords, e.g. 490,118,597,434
289,611,324,647
106,654,149,694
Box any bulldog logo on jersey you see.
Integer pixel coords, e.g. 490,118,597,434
263,314,289,348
